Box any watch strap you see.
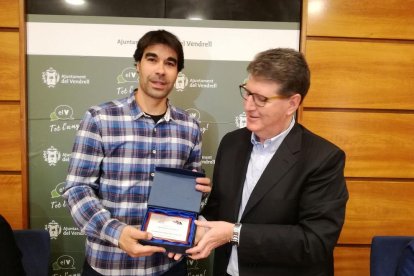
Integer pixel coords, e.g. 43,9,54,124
230,223,242,246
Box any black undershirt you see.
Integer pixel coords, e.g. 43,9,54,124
145,112,166,124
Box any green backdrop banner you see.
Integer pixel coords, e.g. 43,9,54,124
27,15,299,275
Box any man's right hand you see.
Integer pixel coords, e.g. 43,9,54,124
118,225,166,257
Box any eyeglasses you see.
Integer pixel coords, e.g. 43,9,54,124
239,84,289,107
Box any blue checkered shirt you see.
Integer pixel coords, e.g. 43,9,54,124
64,92,202,275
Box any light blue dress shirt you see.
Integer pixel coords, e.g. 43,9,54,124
227,118,295,276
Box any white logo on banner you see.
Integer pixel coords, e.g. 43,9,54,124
45,221,84,240
185,108,200,121
51,182,65,198
201,155,215,165
43,146,62,166
43,146,71,165
186,108,209,134
117,67,137,84
45,220,62,239
189,78,217,89
52,255,77,271
51,182,67,209
116,85,135,95
235,112,247,128
175,72,189,92
50,105,79,133
42,67,90,88
50,105,75,121
42,67,60,88
175,72,218,92
116,67,137,95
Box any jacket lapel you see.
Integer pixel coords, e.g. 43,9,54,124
241,124,302,219
232,129,253,221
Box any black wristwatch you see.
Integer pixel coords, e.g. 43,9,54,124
230,223,242,246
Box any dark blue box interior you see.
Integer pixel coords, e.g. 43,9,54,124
140,167,205,253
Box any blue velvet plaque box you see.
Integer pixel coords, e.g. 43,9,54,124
140,167,205,253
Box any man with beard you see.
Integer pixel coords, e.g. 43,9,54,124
64,30,210,276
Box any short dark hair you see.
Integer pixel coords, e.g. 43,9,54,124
133,29,184,72
247,48,310,103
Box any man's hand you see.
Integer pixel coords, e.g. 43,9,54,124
167,252,183,260
118,225,166,257
166,172,211,260
195,176,211,194
194,219,208,245
185,220,234,260
167,217,208,261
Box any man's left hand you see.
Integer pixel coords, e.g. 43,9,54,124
185,220,234,260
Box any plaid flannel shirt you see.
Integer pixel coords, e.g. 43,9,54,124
64,92,202,275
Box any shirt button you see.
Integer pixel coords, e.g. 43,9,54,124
150,172,155,177
152,149,156,154
153,128,157,133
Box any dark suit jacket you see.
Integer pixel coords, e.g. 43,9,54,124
0,214,25,276
202,124,348,276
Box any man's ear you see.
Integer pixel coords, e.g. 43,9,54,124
287,94,301,115
136,61,141,73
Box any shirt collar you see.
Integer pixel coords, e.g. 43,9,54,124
250,117,296,151
128,90,173,122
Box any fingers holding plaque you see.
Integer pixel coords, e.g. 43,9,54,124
140,167,205,253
